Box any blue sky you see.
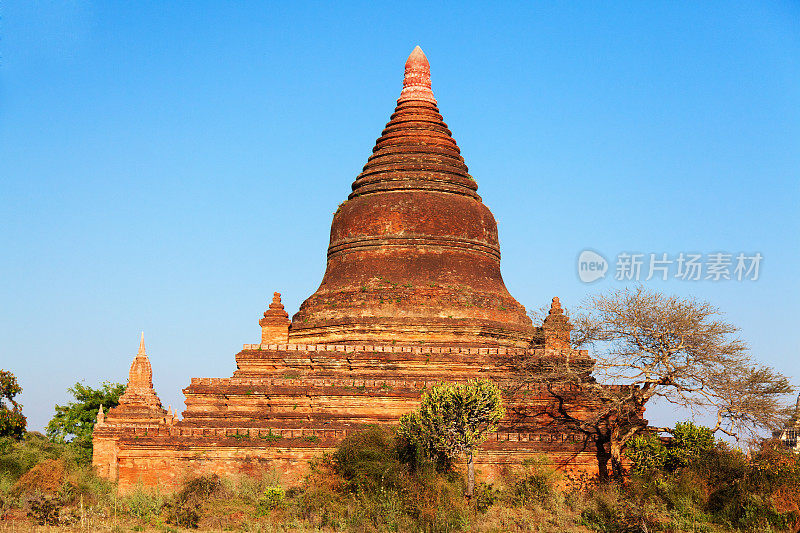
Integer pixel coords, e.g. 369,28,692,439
1,1,798,432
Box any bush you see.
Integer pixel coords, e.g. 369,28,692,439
164,497,201,529
577,483,661,533
257,486,285,514
403,467,468,532
25,492,62,525
0,433,72,489
626,433,668,474
333,425,406,493
473,482,500,513
625,429,800,532
703,441,800,531
668,422,714,471
0,370,26,440
295,426,470,532
124,486,165,522
626,421,714,475
163,473,222,528
508,458,558,509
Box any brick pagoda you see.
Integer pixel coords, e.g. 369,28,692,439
94,47,616,492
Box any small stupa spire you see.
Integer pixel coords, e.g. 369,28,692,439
96,404,105,424
542,296,571,348
261,292,290,326
127,332,154,391
259,291,290,344
399,46,436,104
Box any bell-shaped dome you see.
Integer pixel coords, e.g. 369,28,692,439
289,47,533,346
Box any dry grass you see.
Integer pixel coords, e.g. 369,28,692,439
2,431,800,532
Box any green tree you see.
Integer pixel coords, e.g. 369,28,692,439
46,381,125,461
0,370,26,439
400,379,505,498
626,421,715,475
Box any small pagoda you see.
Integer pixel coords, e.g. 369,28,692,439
93,47,618,492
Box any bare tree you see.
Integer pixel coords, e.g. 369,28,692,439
516,286,794,479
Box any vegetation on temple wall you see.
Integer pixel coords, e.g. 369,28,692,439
45,381,125,463
399,379,505,497
518,286,794,480
0,370,26,440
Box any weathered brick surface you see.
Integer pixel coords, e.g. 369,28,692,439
95,332,608,492
93,47,641,493
289,46,533,347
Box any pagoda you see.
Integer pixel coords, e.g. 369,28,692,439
93,47,615,492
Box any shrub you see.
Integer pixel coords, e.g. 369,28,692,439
257,486,285,514
577,483,661,533
333,425,405,493
667,422,714,471
25,492,62,525
296,426,470,532
473,482,500,513
403,467,468,532
163,496,201,529
398,379,504,498
163,473,222,528
626,433,668,474
125,486,165,522
9,458,66,497
627,422,714,475
703,441,800,531
509,458,558,509
0,432,71,488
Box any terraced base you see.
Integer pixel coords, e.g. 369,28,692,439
94,341,608,493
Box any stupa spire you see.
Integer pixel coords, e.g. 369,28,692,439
346,45,478,200
542,296,572,349
100,334,166,425
128,333,154,391
290,46,534,346
399,45,435,104
260,292,290,344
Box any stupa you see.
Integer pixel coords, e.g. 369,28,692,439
290,46,532,347
93,47,616,492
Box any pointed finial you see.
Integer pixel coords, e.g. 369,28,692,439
262,291,290,325
97,404,105,423
270,292,283,309
399,46,436,104
138,331,146,356
549,297,563,315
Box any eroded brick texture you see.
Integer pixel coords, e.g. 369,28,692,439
93,47,640,493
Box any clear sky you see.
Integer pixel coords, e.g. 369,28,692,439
2,1,798,433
